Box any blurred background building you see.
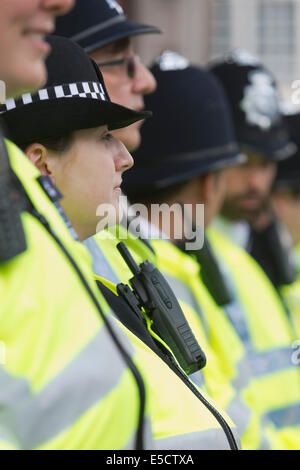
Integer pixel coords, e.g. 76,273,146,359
118,0,300,101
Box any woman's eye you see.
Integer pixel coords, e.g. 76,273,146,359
103,132,113,142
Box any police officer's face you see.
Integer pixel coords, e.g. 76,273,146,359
0,0,74,99
221,153,276,223
30,126,134,241
89,41,157,152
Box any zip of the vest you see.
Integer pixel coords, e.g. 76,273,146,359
152,334,239,450
30,209,146,451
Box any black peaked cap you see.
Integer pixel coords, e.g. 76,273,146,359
209,51,295,161
123,51,243,195
275,111,300,189
0,35,151,144
55,0,161,52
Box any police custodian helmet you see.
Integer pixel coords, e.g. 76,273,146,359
209,49,295,162
54,0,161,53
274,109,300,189
123,51,245,196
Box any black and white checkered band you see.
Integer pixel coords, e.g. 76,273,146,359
0,81,107,114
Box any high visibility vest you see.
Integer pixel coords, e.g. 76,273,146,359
280,244,300,339
0,140,153,450
88,229,241,450
208,227,300,450
150,238,282,450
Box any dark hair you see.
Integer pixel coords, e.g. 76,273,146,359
18,133,74,154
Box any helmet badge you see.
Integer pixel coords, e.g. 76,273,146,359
240,70,280,131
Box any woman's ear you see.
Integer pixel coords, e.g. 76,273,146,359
24,143,54,179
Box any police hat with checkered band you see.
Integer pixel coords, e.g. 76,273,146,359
0,35,151,145
54,0,161,53
122,51,245,194
274,108,300,189
209,50,295,162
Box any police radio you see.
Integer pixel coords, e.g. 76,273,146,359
116,242,206,375
0,137,28,262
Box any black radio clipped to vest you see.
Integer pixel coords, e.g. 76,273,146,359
0,137,28,262
116,242,206,375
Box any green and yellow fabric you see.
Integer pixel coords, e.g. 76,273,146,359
0,141,153,450
90,229,243,449
208,227,300,449
90,228,240,449
151,238,280,450
108,305,240,450
280,243,300,339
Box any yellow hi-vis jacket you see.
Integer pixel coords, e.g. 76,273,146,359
0,140,153,450
280,243,300,339
91,226,294,449
150,238,280,450
208,227,300,450
97,282,240,450
89,228,241,450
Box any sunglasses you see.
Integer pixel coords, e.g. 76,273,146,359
97,55,141,79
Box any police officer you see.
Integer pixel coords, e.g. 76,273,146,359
271,110,300,338
122,51,300,449
54,0,159,152
0,0,156,451
209,50,297,289
208,52,300,447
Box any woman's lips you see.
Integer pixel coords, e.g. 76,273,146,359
24,32,51,55
23,23,54,55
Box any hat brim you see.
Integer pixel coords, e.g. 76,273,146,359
3,97,151,144
123,151,246,194
82,20,161,53
240,141,297,162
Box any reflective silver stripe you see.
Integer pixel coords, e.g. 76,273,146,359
164,273,209,337
224,300,251,346
155,428,240,450
189,370,205,388
257,417,272,450
258,436,271,450
84,237,120,284
248,347,295,377
232,356,254,391
226,394,252,435
232,346,295,394
266,403,300,429
0,325,135,449
71,15,125,42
